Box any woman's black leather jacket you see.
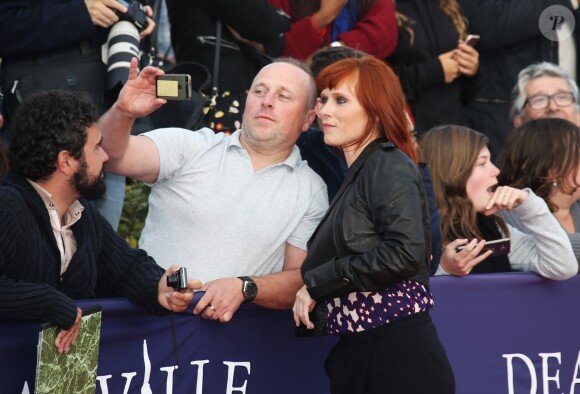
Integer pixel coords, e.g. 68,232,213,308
301,139,431,302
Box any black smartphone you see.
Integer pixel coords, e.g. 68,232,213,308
465,34,480,47
156,74,192,100
456,238,510,257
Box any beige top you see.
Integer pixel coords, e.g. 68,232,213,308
28,180,84,274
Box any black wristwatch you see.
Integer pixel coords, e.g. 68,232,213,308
237,276,258,303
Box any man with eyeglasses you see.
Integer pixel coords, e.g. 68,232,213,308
511,62,580,128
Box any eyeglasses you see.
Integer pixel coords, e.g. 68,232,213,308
524,92,575,110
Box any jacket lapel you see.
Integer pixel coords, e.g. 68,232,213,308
308,139,391,244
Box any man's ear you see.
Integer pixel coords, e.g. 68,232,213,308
56,151,74,175
513,115,523,128
303,109,316,131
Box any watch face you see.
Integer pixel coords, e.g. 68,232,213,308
242,279,257,302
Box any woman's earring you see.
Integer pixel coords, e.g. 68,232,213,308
552,181,558,188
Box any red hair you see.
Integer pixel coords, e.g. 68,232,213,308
316,56,417,163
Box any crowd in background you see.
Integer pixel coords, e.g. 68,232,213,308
1,0,579,272
1,1,580,390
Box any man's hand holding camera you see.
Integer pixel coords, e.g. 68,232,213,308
158,266,202,312
84,0,155,38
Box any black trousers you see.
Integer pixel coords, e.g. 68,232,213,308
325,312,455,394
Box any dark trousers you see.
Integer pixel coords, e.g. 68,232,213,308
325,312,455,394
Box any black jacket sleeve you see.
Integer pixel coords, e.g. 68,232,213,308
90,207,167,316
0,0,96,57
457,0,572,51
196,0,290,46
460,68,483,105
0,189,78,329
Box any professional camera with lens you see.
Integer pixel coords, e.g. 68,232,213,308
167,267,188,292
103,1,148,97
115,0,149,32
103,20,140,92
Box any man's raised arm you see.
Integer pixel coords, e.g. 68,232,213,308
99,57,166,183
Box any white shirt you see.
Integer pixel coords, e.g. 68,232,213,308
28,180,84,274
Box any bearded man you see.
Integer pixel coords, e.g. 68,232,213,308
0,90,199,354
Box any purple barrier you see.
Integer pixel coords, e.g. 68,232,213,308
431,272,580,394
2,272,580,393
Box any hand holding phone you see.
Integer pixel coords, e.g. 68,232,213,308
456,238,510,257
464,34,480,47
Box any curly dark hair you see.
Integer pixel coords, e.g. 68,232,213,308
8,90,98,181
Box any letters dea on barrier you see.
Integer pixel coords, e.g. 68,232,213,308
503,352,580,394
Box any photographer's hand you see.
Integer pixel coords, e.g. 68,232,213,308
54,307,82,354
158,266,202,312
84,0,125,28
139,6,156,39
194,278,246,323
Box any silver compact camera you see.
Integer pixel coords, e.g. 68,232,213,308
166,267,188,292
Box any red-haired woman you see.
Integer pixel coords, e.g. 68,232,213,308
292,55,454,393
267,0,398,63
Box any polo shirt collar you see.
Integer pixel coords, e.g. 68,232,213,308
228,130,301,170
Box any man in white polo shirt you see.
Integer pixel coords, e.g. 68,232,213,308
100,57,328,323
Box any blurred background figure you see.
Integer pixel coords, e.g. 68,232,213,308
267,0,398,63
419,125,576,279
0,108,4,145
387,0,480,135
297,46,365,201
0,0,156,230
498,118,580,267
166,0,291,133
456,0,578,158
154,0,176,65
510,62,580,128
0,141,8,179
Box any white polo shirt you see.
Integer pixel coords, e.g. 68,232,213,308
139,128,328,282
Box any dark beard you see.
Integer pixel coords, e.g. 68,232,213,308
72,158,106,200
